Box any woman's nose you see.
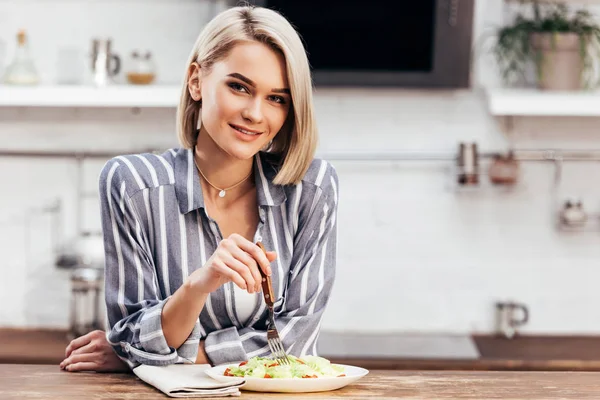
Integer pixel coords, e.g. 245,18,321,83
241,99,264,124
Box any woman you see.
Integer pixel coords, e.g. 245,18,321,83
60,5,338,372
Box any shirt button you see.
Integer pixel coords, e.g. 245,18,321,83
124,343,131,352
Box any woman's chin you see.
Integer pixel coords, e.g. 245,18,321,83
222,144,262,160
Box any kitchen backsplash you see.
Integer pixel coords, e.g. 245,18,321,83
1,0,600,334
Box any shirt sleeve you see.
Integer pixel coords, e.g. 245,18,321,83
203,165,339,365
100,159,201,367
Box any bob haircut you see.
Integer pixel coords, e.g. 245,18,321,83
176,5,317,185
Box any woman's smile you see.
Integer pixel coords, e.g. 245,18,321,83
229,123,265,142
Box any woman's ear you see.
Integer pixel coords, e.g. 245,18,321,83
187,62,202,101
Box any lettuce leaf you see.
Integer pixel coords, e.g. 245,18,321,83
223,355,345,379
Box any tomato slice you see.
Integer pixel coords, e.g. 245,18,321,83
337,374,346,377
302,374,318,378
264,373,272,378
224,368,233,376
239,361,248,366
267,362,279,368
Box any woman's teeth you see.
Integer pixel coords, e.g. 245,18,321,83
233,126,260,135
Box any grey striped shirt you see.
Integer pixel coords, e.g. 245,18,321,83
99,147,338,367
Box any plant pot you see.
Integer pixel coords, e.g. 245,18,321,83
530,32,583,90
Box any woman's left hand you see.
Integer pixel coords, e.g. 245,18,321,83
60,330,129,372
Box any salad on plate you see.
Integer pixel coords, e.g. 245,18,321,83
223,355,346,379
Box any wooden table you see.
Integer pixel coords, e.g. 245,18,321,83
2,364,600,399
7,329,600,372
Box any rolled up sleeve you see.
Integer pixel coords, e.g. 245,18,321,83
100,159,201,367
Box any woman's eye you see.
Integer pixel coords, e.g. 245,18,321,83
228,82,248,93
269,95,287,105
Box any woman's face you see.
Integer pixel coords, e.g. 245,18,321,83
192,41,292,160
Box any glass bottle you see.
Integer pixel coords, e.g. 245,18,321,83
3,30,39,85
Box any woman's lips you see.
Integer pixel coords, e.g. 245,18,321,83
229,123,262,135
230,123,264,141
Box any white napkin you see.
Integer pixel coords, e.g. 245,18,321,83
133,364,245,398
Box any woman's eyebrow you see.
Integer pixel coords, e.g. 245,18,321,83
227,72,290,94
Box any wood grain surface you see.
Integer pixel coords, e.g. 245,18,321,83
5,329,600,371
2,364,600,399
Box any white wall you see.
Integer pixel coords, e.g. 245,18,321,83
1,0,600,335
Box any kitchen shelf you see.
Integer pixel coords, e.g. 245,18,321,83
0,84,181,108
487,88,600,117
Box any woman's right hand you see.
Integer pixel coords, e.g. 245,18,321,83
60,330,129,372
187,234,276,294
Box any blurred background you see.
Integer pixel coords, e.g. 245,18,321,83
2,0,600,370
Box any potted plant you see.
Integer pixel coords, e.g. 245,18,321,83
494,2,600,90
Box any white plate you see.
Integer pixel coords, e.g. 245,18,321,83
204,363,369,393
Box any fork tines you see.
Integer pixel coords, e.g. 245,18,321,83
267,332,290,365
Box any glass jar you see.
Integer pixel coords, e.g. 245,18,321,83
488,151,519,186
126,51,156,85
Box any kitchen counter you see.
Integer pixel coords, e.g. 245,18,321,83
320,332,600,371
326,357,600,371
0,329,69,364
2,364,600,399
4,328,600,371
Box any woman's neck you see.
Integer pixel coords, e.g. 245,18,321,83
194,130,255,203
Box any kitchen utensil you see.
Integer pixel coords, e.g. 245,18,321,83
495,301,529,339
91,38,120,86
69,266,104,339
457,142,479,186
257,241,291,365
55,231,105,270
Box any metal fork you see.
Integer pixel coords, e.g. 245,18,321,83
256,242,291,365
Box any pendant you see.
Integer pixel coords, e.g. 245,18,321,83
219,190,226,198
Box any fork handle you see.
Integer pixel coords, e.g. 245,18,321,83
256,242,275,307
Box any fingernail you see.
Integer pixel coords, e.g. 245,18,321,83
268,268,272,276
66,365,70,371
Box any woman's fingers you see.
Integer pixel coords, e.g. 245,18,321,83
70,341,96,356
213,259,247,290
61,352,97,369
266,251,277,262
213,234,279,293
65,362,99,372
65,332,94,357
221,251,257,292
228,234,273,276
227,244,262,293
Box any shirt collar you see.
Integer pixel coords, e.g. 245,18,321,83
174,148,287,214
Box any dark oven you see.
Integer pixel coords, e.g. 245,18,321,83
246,0,475,88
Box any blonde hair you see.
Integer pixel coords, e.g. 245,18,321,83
176,6,317,186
